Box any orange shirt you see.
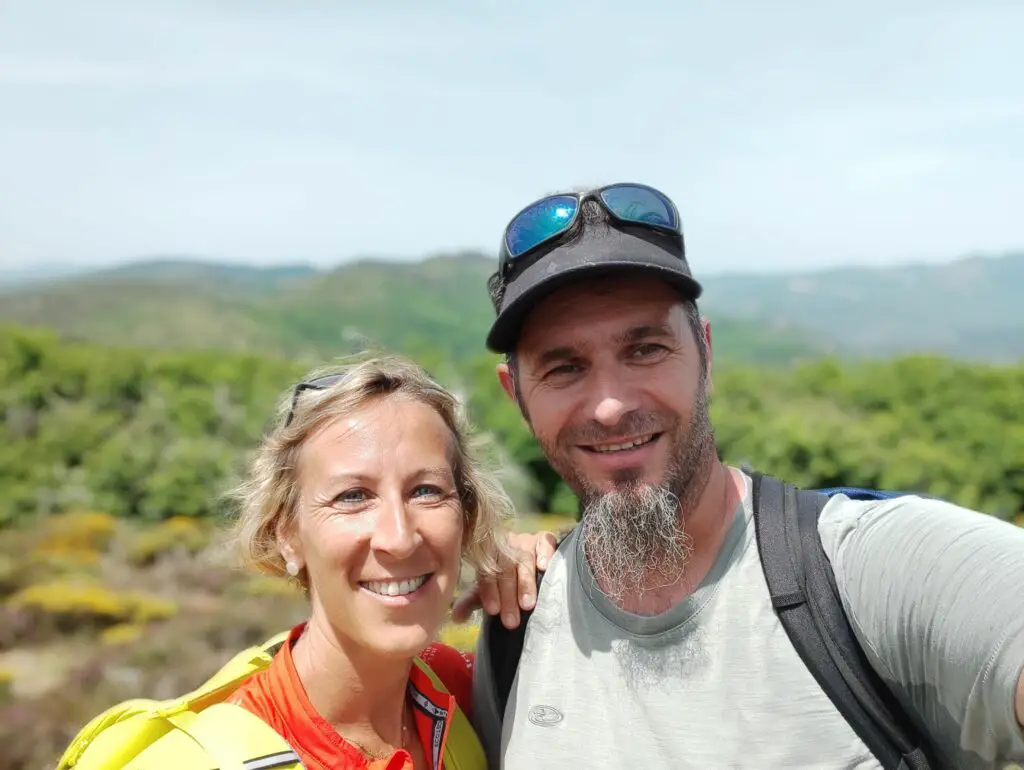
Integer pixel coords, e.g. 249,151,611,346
227,623,475,770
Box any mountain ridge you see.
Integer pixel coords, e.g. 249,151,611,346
0,250,1019,363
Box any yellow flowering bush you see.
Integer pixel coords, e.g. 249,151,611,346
5,579,178,630
100,623,145,646
35,511,117,554
127,516,211,566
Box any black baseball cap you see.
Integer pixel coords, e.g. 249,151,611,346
485,184,703,353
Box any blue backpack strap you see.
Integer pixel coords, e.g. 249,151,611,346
751,472,933,770
815,487,907,500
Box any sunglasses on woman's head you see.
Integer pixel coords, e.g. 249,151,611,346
283,373,345,428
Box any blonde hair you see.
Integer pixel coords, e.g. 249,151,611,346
228,353,514,587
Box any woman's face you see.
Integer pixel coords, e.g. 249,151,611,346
283,395,465,658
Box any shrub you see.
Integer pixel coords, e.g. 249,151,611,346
35,511,118,554
27,548,102,574
5,579,178,639
0,553,17,597
123,593,178,623
126,516,211,566
100,623,145,646
229,575,304,599
0,666,12,704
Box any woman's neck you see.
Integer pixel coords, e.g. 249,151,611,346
290,610,413,754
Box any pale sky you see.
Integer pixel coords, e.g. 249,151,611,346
1,0,1022,273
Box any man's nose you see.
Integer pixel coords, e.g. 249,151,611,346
590,369,640,427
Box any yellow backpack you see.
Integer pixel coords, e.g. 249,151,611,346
56,631,487,770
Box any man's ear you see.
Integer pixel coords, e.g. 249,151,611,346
496,361,517,404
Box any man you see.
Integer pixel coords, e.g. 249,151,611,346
466,183,1024,768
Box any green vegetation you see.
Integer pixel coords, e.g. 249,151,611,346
1,323,1021,526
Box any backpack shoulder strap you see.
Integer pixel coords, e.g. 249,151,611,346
485,525,576,723
485,573,540,725
412,658,487,770
159,704,302,770
750,472,932,770
58,631,300,770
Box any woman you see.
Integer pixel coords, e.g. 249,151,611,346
58,354,554,770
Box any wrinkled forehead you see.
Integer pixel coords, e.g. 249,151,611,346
296,395,459,475
518,274,683,342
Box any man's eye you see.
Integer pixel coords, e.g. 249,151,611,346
545,363,581,377
632,343,666,357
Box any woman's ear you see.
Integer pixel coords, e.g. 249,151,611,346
276,515,304,577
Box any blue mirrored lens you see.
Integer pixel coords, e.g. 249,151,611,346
505,195,579,258
599,185,678,230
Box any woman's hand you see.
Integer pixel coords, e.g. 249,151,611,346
451,530,558,629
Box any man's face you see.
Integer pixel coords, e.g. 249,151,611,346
499,273,714,511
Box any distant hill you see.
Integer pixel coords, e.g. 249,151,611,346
0,263,89,291
0,249,1020,364
79,258,324,293
699,251,1024,361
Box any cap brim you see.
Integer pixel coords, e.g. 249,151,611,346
485,228,703,353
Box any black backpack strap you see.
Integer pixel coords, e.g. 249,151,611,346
485,525,576,722
751,472,932,770
485,573,539,724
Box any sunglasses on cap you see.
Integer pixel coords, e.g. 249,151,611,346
498,182,682,281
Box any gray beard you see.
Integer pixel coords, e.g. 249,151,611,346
579,481,694,606
574,382,715,607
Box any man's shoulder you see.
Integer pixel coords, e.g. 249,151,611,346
816,489,997,562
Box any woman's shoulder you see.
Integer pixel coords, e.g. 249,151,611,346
417,642,475,712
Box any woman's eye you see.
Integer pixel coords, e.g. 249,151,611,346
335,489,367,504
412,484,444,499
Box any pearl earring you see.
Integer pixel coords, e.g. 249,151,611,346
285,560,300,577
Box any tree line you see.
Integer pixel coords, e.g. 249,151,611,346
1,324,1021,527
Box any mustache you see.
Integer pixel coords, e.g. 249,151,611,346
563,412,670,445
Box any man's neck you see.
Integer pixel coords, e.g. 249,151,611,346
608,461,743,616
291,612,411,750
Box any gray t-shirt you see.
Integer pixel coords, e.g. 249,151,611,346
471,471,1024,769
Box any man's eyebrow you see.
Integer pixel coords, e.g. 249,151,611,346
531,325,674,366
616,323,675,344
535,345,577,367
